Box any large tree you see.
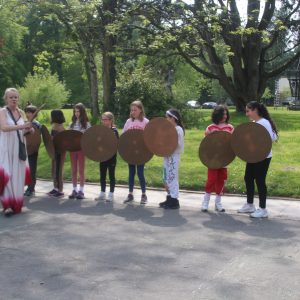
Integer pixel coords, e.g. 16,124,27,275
127,0,300,111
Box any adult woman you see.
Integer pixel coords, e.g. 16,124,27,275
0,88,32,216
238,101,278,218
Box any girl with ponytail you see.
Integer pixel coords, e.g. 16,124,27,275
159,108,185,209
238,101,278,218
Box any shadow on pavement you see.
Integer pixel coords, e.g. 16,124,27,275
202,212,296,239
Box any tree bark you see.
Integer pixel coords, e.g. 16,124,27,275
84,50,99,119
102,47,117,112
100,0,118,113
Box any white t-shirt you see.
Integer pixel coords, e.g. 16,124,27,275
256,118,277,158
173,126,184,155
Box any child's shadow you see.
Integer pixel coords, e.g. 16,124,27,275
202,212,296,240
25,195,114,217
141,207,187,228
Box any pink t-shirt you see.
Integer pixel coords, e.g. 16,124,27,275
123,118,149,133
205,123,234,136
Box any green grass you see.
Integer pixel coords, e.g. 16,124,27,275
36,108,300,198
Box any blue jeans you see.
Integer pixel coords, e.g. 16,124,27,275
128,164,146,194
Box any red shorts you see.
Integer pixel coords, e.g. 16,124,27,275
205,168,227,194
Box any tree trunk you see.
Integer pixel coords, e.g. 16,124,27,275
101,0,118,113
102,48,116,112
84,50,99,119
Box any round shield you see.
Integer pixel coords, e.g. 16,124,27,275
53,130,83,153
144,117,178,157
41,125,55,160
25,127,41,155
81,125,118,162
231,122,272,163
118,129,153,165
199,131,235,169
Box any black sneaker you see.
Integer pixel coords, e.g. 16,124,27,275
24,189,34,197
164,198,180,209
68,190,78,199
47,189,57,196
140,194,148,205
52,191,64,198
159,195,171,208
123,194,134,203
76,191,85,200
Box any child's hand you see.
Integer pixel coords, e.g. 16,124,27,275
22,122,33,130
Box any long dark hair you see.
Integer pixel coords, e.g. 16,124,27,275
212,105,230,124
166,108,185,134
246,101,278,136
71,103,89,129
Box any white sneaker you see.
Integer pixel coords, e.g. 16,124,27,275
201,193,210,212
238,203,256,213
106,192,114,202
250,208,268,218
95,191,106,201
215,196,225,212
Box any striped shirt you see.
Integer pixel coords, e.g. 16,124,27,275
205,123,234,136
123,118,149,133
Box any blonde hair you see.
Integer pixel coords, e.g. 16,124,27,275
102,111,115,127
3,88,19,101
130,100,145,121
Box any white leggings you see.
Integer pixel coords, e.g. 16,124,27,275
163,154,180,199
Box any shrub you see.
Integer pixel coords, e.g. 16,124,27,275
18,70,70,109
115,68,172,125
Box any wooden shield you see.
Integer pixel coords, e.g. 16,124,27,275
25,127,41,155
199,131,235,169
118,129,153,165
53,130,83,154
81,125,118,162
144,117,178,157
231,122,272,163
41,125,55,160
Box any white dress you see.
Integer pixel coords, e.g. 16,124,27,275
0,108,31,213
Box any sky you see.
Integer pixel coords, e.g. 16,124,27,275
182,0,266,23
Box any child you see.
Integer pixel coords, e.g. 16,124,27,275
68,103,91,200
24,105,42,197
159,109,184,209
95,112,119,202
47,109,66,198
238,101,278,218
123,100,149,204
201,105,234,212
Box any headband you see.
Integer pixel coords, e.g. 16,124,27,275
166,110,178,121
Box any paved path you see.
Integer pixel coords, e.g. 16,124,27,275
1,180,300,300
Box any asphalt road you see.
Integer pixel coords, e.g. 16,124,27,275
0,181,300,300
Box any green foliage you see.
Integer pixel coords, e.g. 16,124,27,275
181,109,205,129
18,70,70,109
172,62,201,104
115,68,171,124
261,87,273,105
0,1,28,100
61,52,90,106
18,51,70,108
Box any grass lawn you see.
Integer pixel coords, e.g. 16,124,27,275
35,107,300,198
